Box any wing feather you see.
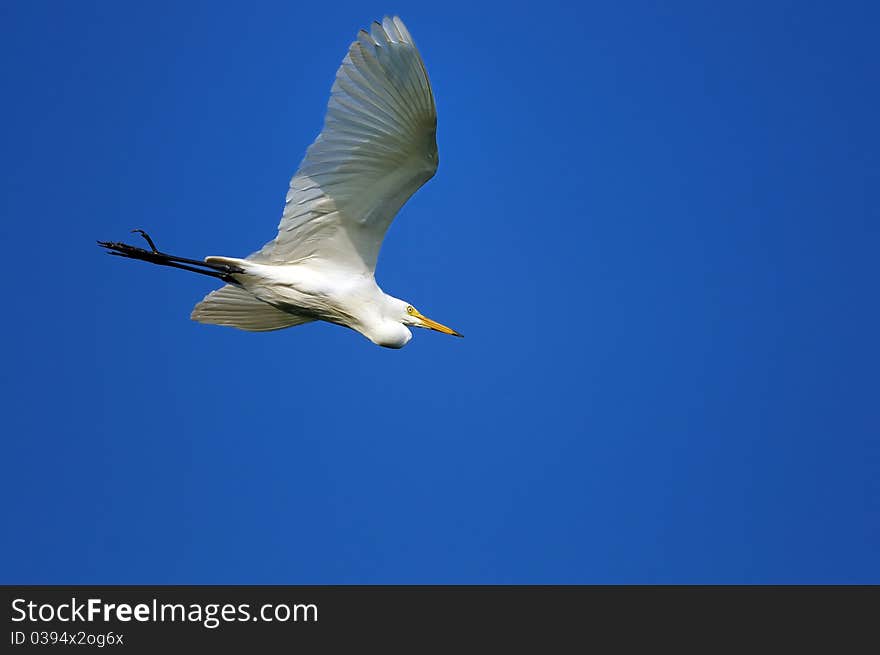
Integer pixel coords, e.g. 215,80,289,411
251,16,437,273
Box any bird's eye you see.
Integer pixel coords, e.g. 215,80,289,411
406,305,414,314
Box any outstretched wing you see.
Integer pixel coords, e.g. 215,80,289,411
250,16,438,274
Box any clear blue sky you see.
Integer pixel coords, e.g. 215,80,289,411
1,1,877,583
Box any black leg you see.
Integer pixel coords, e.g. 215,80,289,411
97,230,245,284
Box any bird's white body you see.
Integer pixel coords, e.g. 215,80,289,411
181,16,460,348
208,256,415,347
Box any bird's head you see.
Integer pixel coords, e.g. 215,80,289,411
369,297,462,348
396,299,463,338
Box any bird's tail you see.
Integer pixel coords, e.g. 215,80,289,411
191,285,314,332
99,230,313,332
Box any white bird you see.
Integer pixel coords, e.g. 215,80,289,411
99,16,460,349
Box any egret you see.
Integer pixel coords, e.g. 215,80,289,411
99,16,460,349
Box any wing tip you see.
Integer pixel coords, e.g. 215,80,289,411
369,15,414,46
392,16,413,43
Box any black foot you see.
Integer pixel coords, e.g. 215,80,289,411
131,229,160,254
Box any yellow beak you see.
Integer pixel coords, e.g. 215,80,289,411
414,310,463,337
